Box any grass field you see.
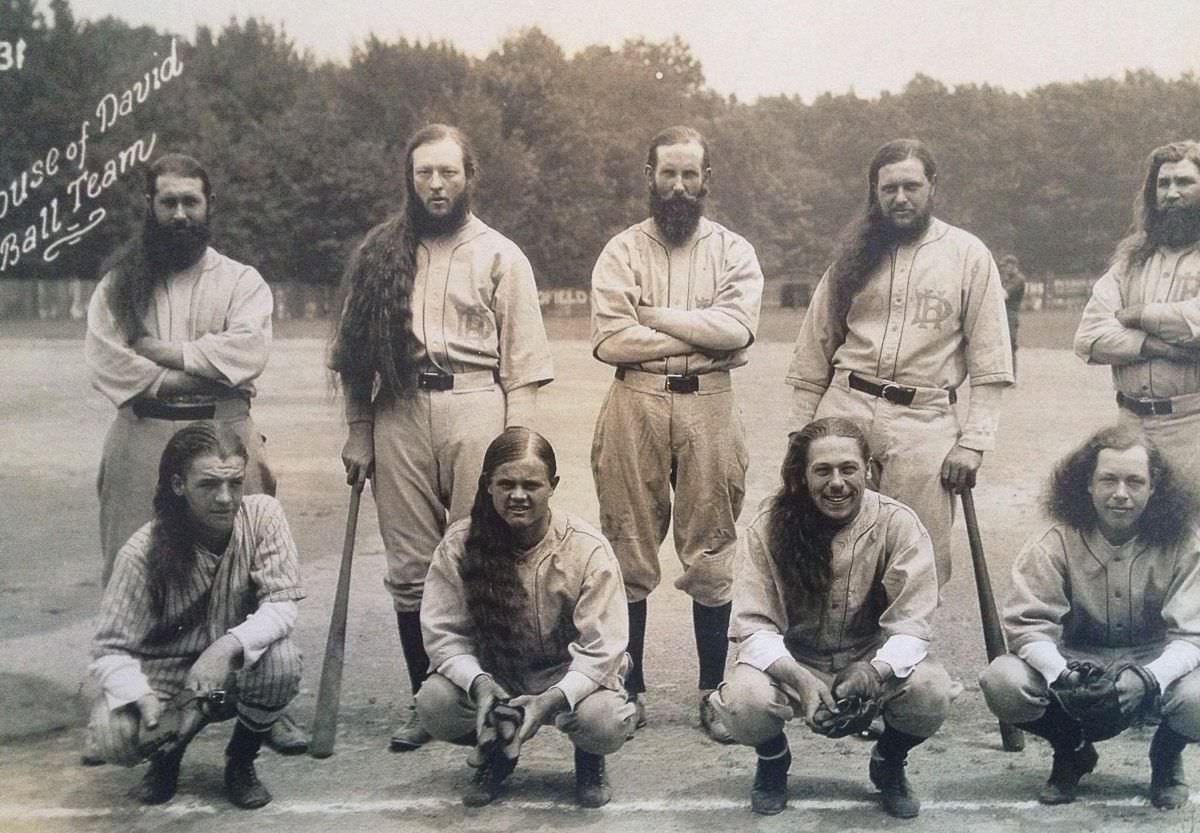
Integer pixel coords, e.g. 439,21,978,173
1,315,1192,833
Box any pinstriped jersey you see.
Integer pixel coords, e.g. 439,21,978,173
93,494,304,684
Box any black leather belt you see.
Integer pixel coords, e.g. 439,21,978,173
1117,392,1173,416
848,372,956,405
417,371,455,391
132,400,217,420
615,368,701,393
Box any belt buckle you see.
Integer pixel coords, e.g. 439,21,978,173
666,374,699,393
418,372,453,391
879,382,905,404
1151,399,1172,416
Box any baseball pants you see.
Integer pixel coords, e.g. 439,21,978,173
980,654,1200,741
97,399,274,586
415,673,634,755
372,375,505,612
712,659,951,747
1117,394,1200,492
814,371,960,587
591,370,747,606
90,637,303,762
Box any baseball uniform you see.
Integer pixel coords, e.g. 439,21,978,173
1074,249,1200,488
89,494,304,757
416,511,634,753
590,216,763,608
86,247,275,586
787,218,1013,586
346,213,554,614
712,491,951,744
980,523,1200,738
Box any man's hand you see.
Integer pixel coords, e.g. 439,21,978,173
341,423,374,486
509,688,568,744
1115,667,1148,713
132,336,184,369
136,692,162,734
831,661,883,702
186,634,241,696
1115,305,1145,329
155,369,232,399
766,657,836,726
1141,335,1200,363
940,445,983,493
637,305,663,329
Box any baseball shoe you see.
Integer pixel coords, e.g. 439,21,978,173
699,691,735,744
750,749,791,815
574,748,612,808
224,755,272,809
80,731,106,767
390,702,433,751
136,746,185,805
1038,741,1098,805
462,752,517,807
625,692,647,739
869,747,921,819
264,711,308,756
1150,727,1189,810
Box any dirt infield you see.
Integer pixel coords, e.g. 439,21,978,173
1,321,1194,832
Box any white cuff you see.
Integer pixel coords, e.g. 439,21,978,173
553,670,600,710
736,631,790,671
227,601,297,666
872,635,929,679
438,654,487,695
1018,641,1068,685
1145,640,1200,691
90,654,153,710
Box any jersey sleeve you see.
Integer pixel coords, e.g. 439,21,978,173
248,497,304,604
493,246,554,392
181,265,273,385
1074,264,1149,365
84,273,166,406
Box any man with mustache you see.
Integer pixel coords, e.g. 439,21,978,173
979,426,1200,809
590,125,763,743
85,153,306,756
786,139,1013,590
711,417,951,819
1075,141,1200,489
331,124,553,752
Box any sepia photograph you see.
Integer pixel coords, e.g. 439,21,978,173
3,1,1200,830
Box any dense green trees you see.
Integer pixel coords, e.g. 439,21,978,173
3,1,1199,292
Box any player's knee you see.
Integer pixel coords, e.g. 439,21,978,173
1163,668,1200,741
244,639,303,706
979,655,1044,724
415,674,473,742
719,666,786,746
885,662,951,737
564,690,629,755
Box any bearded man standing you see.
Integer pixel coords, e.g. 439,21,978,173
786,139,1012,588
1075,141,1200,488
85,154,305,756
590,125,763,742
331,124,553,752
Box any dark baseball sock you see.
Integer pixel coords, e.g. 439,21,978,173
1151,724,1191,760
875,725,926,761
627,600,647,694
226,719,267,762
1015,702,1085,753
693,600,732,691
755,732,789,760
396,610,430,695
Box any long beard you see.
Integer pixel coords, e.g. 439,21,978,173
412,190,469,237
879,200,933,244
1148,205,1200,249
650,187,706,246
143,213,210,274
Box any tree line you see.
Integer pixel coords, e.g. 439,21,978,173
4,0,1200,292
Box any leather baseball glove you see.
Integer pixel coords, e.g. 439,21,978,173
1050,660,1159,742
811,695,881,738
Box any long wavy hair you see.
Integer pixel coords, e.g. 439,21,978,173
460,427,559,676
146,422,246,630
1044,424,1199,548
769,418,871,616
329,124,478,401
825,139,937,330
103,154,212,342
1111,140,1200,272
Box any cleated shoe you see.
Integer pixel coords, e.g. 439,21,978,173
1038,741,1098,805
1150,728,1190,810
699,691,735,744
390,702,433,752
574,749,612,808
224,754,272,809
750,749,791,815
869,748,921,818
264,711,308,756
462,751,517,807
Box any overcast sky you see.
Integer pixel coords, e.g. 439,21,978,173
66,0,1200,102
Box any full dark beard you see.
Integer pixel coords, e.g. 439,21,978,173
1149,206,1200,249
143,214,210,274
650,188,705,246
880,202,933,244
412,190,470,237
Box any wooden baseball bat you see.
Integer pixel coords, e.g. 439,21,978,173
961,487,1025,752
309,479,364,759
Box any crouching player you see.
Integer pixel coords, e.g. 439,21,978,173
87,423,303,809
712,417,951,818
980,426,1200,809
417,428,635,807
